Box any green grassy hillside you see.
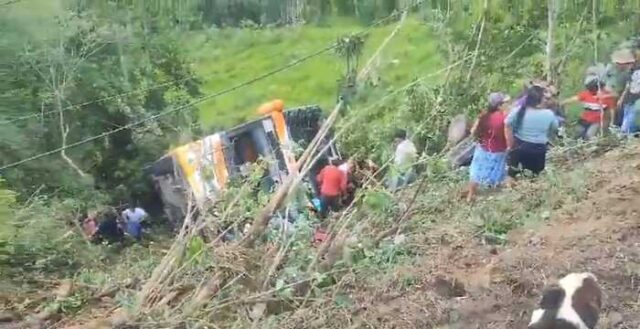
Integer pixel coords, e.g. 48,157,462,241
186,17,443,128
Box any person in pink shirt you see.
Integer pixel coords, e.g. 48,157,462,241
466,92,510,202
82,212,98,240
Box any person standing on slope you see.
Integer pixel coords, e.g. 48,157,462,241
388,129,418,191
608,49,637,127
619,71,640,135
466,92,510,202
505,86,559,178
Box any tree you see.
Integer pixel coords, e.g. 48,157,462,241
0,4,201,203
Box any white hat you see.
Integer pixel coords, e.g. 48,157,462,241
611,49,636,64
584,74,599,86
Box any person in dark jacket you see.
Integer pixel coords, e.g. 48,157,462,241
94,209,124,244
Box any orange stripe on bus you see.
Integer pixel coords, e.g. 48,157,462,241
270,111,287,143
213,136,228,189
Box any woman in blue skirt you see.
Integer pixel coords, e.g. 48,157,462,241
467,92,510,202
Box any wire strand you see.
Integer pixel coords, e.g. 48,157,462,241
0,45,335,171
0,0,422,125
0,0,23,6
0,0,432,170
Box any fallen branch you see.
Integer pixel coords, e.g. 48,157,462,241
465,0,488,83
357,11,408,84
373,173,428,247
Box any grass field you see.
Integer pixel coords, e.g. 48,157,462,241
186,17,444,128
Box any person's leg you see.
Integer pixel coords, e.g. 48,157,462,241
517,142,536,176
328,196,340,214
404,169,417,186
520,142,547,176
386,174,399,191
584,123,601,140
575,120,589,140
529,144,548,175
394,173,407,190
507,146,522,179
319,195,329,219
621,103,636,134
614,105,624,127
466,181,479,202
467,147,484,201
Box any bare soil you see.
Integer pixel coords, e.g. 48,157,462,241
348,145,640,329
5,144,640,329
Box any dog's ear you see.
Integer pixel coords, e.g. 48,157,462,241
572,276,602,329
539,284,565,310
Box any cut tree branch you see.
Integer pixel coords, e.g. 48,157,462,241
56,90,87,178
357,11,408,84
465,0,488,83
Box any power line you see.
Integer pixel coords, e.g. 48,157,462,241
0,45,336,171
0,75,197,125
0,0,24,6
0,43,319,125
0,0,431,170
0,2,419,125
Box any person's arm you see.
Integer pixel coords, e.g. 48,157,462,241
549,112,560,131
504,110,516,150
617,84,629,108
504,126,514,150
560,95,580,106
316,168,325,184
139,209,149,223
340,172,348,195
469,118,480,137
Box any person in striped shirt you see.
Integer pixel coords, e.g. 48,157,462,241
562,76,615,140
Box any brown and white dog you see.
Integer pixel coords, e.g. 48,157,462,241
529,273,602,329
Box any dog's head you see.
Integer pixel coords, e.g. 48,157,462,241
528,273,602,329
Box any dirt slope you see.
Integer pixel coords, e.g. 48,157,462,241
6,144,639,329
344,144,640,329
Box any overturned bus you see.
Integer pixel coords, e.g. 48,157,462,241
146,100,340,226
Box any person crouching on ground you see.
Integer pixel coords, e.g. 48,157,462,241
316,157,347,219
505,86,559,179
466,92,510,202
94,209,124,244
121,201,148,242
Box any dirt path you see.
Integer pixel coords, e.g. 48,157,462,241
349,145,640,329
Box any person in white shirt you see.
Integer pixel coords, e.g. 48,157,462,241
388,129,418,190
338,158,352,175
338,158,356,206
121,202,148,242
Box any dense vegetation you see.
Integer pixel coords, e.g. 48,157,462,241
1,0,639,327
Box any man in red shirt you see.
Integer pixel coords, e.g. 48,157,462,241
562,77,615,140
316,158,347,219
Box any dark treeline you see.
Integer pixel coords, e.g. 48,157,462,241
72,0,418,26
